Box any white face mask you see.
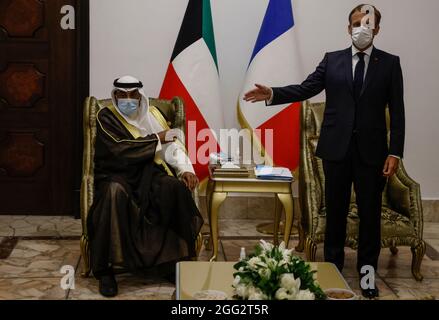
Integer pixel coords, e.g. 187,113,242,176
117,98,139,117
351,26,374,50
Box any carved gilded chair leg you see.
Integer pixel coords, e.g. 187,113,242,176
411,241,426,282
390,246,399,255
305,237,317,262
80,234,91,277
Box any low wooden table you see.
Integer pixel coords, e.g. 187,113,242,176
206,167,295,261
176,262,351,300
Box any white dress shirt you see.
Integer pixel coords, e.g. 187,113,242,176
352,45,373,80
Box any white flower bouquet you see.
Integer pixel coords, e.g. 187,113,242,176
232,240,326,300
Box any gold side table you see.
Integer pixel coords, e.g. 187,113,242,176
206,167,295,261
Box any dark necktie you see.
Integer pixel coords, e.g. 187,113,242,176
354,52,365,101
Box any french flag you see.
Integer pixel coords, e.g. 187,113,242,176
238,0,303,171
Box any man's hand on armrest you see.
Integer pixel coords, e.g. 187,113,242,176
157,130,181,144
181,172,199,192
243,84,272,103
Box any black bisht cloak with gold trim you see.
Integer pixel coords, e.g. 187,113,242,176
87,105,203,278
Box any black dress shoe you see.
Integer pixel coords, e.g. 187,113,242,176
99,272,118,297
361,287,379,299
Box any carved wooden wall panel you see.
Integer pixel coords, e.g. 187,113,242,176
0,63,46,108
0,0,85,215
0,131,45,177
0,0,45,38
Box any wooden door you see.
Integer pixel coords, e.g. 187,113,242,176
0,0,88,215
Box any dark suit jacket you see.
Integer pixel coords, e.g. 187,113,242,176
271,47,405,166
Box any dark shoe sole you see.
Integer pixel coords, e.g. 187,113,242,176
99,275,118,298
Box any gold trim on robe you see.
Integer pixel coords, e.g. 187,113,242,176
106,104,175,177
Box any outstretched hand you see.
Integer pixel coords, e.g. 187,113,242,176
243,84,272,103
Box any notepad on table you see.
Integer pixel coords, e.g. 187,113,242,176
254,165,293,181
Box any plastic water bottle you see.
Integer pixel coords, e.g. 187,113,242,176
240,247,246,261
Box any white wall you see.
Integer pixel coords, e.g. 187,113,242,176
90,0,439,199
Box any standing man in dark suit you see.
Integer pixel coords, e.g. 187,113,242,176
244,4,405,299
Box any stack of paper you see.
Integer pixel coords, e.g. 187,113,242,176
209,165,250,178
254,165,293,181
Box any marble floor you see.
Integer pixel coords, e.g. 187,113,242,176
0,216,438,300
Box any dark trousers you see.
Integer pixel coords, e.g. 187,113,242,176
323,133,386,274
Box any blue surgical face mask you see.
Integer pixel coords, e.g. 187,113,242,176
117,98,139,116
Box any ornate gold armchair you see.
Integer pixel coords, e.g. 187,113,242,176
80,96,202,277
298,101,426,281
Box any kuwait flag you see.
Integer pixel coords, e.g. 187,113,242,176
238,0,303,171
160,0,223,181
